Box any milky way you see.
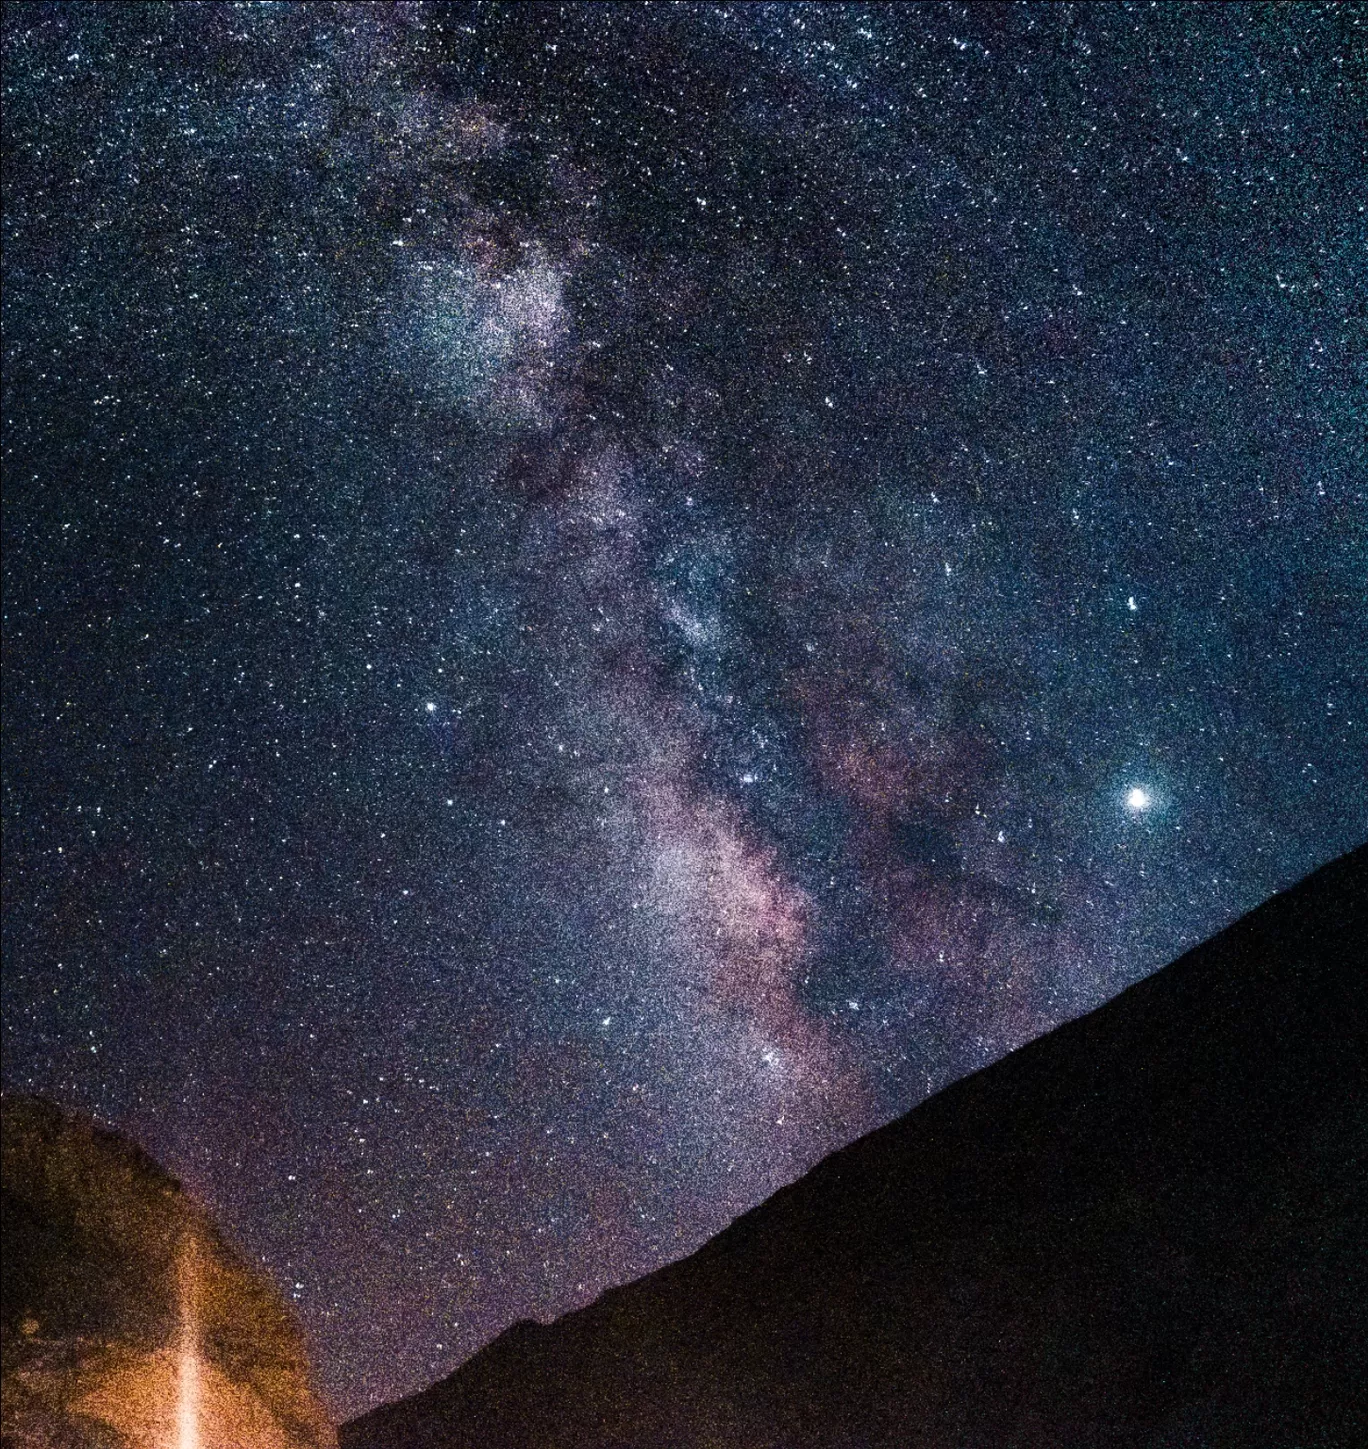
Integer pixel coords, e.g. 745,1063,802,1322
3,2,1364,1417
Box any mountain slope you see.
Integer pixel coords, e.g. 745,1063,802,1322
344,846,1368,1448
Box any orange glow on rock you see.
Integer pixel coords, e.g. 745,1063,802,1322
177,1234,201,1449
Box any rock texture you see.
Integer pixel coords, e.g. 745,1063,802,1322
343,845,1367,1448
1,1095,335,1449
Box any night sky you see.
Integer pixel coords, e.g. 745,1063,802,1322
3,1,1364,1419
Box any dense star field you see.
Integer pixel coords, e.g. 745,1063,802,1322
3,1,1364,1418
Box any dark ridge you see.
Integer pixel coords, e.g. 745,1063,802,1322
343,844,1368,1448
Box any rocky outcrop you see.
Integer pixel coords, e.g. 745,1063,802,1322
343,845,1367,1448
1,1096,335,1449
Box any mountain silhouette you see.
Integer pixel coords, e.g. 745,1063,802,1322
342,845,1367,1448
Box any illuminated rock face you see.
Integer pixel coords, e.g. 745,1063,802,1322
1,1097,334,1449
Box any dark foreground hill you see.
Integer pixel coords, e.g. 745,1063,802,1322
344,847,1368,1449
1,1095,335,1449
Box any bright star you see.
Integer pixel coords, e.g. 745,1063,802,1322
1125,786,1152,812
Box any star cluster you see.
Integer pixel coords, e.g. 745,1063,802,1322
3,1,1364,1417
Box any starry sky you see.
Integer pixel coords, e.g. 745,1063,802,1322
3,0,1365,1420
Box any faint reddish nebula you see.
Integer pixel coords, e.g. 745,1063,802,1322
638,771,868,1131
